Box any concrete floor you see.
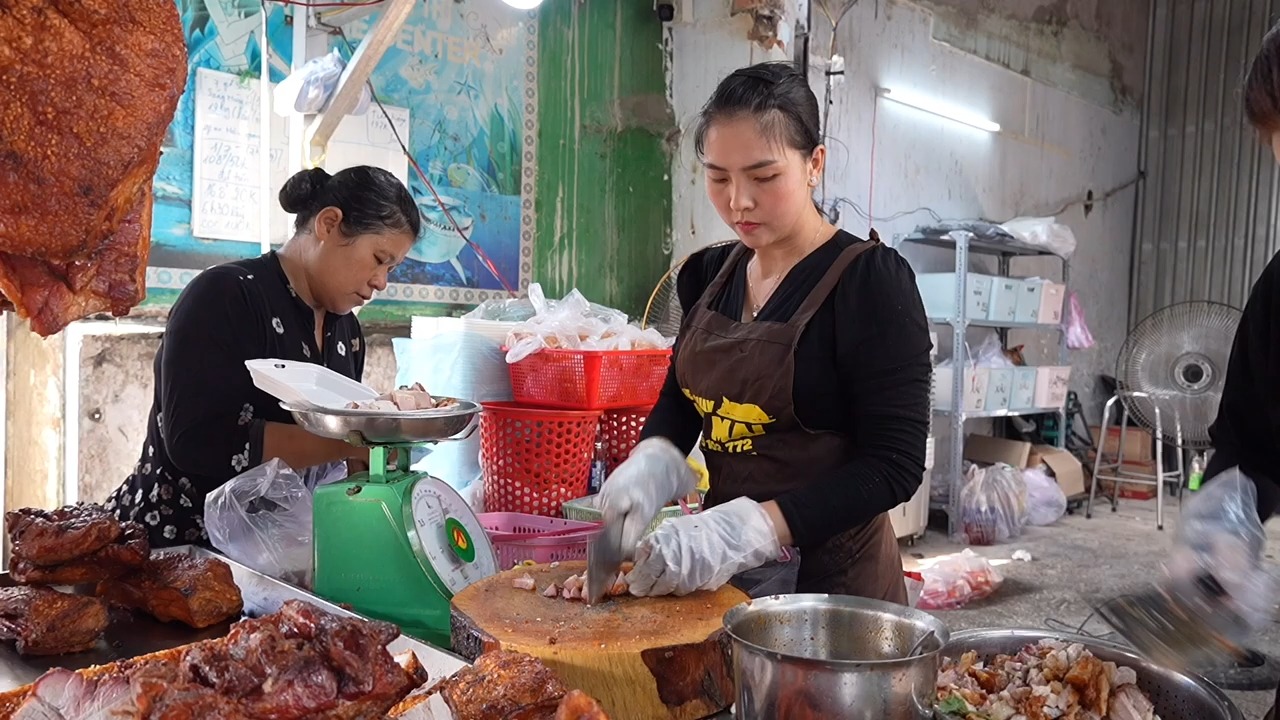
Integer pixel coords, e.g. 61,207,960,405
903,496,1280,720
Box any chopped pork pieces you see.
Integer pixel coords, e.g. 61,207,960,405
345,382,458,412
511,571,629,602
936,639,1160,720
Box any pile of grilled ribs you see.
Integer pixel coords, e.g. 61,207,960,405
0,503,244,655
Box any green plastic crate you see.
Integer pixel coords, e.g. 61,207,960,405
561,494,702,537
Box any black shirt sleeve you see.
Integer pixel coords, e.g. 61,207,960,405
639,247,724,454
1206,251,1280,519
159,267,268,485
773,247,931,548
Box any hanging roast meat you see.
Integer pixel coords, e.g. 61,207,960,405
0,0,188,336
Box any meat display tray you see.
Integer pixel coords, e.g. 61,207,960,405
0,545,469,692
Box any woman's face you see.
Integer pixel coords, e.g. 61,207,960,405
702,114,825,250
308,207,415,315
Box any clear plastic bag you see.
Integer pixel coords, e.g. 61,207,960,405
1000,217,1078,258
503,283,672,364
272,49,370,117
956,463,1027,545
916,549,1004,610
1166,467,1275,635
1064,291,1095,349
1023,466,1067,526
204,458,346,587
973,334,1014,369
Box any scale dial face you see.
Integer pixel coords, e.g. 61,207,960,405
406,476,497,595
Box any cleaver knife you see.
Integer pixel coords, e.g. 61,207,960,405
585,518,625,605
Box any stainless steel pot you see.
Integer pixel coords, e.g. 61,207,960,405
722,594,949,720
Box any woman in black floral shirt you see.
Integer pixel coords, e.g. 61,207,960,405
105,165,421,547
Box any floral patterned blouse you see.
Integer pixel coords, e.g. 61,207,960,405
104,252,364,548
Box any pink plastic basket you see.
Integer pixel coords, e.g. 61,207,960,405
478,512,602,570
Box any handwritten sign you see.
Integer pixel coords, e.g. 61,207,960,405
192,67,410,245
192,68,291,244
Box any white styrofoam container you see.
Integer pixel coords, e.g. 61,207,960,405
916,273,994,320
1037,281,1067,324
1014,280,1045,323
1010,366,1038,409
244,359,377,408
1033,365,1072,408
987,278,1021,323
985,368,1014,411
924,436,936,470
933,366,989,412
411,316,520,345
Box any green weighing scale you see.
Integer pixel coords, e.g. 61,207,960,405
282,398,498,649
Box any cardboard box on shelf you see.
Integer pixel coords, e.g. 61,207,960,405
1089,425,1154,462
962,435,1086,497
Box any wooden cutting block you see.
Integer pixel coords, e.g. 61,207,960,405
450,561,747,720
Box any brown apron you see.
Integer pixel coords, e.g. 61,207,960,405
675,239,907,604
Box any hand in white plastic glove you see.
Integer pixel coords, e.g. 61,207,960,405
1166,467,1275,632
597,437,696,559
627,497,781,597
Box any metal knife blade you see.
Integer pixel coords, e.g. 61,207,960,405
585,520,625,605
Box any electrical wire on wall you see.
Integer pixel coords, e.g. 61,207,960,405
275,2,518,295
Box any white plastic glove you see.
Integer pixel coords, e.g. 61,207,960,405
1166,467,1275,633
597,437,696,559
627,497,781,597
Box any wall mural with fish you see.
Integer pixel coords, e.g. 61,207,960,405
143,0,294,304
142,0,536,323
337,1,534,315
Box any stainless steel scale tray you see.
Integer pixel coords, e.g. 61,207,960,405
0,545,468,692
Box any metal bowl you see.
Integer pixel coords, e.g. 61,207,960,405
282,399,481,445
723,594,950,720
942,628,1243,720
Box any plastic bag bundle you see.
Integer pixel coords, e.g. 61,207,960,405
1064,291,1095,349
956,463,1027,545
916,549,1005,610
1000,217,1078,258
973,334,1014,368
204,458,345,587
273,50,371,117
503,283,672,364
1023,466,1067,526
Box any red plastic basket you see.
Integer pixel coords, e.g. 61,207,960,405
480,402,602,517
478,512,602,569
507,348,672,410
599,405,654,475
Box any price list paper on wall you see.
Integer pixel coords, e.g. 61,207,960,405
191,67,290,245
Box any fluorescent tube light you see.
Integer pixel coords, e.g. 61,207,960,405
502,0,545,8
878,87,1001,133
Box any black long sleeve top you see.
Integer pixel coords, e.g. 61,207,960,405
104,252,365,547
1206,250,1280,520
641,231,932,549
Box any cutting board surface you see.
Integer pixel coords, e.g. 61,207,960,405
451,561,746,720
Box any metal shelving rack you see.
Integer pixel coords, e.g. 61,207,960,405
894,231,1070,536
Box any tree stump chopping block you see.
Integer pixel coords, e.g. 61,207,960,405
450,561,747,720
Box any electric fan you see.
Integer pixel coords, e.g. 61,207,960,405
641,241,735,337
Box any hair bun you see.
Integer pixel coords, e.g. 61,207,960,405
278,167,333,214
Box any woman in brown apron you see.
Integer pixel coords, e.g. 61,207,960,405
597,61,931,603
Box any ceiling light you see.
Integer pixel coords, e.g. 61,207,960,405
502,0,545,9
878,87,1001,133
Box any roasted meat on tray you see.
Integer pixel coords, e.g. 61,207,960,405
97,554,244,629
439,650,569,720
0,0,188,336
9,600,425,719
7,505,148,586
0,586,108,655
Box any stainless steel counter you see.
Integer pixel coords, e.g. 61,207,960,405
0,545,468,692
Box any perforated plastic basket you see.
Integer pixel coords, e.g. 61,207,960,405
480,402,601,517
507,348,672,410
561,494,702,538
477,512,602,569
598,406,653,475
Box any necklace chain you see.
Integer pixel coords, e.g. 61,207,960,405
747,223,826,319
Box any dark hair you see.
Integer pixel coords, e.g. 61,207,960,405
693,61,822,158
1245,23,1280,134
279,166,420,240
